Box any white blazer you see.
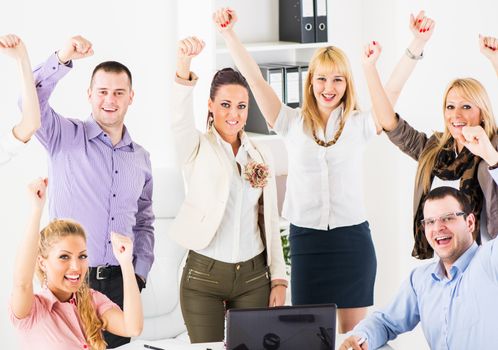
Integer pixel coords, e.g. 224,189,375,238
169,76,287,281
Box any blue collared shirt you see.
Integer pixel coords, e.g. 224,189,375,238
490,167,498,185
352,240,498,349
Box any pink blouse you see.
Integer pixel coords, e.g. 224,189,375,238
10,288,118,350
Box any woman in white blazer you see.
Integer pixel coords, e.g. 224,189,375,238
169,36,287,343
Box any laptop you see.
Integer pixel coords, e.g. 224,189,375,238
226,304,337,350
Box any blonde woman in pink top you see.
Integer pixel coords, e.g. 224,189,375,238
10,178,143,350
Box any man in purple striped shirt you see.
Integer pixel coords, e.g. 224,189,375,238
32,35,154,348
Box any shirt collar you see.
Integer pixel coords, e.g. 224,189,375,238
41,288,78,311
211,126,251,154
431,242,478,281
85,116,134,150
329,104,344,121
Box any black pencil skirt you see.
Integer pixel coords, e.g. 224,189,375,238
289,221,377,308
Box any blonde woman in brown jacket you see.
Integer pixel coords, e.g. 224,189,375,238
363,33,498,260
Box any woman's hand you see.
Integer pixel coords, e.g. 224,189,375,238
177,36,205,60
409,10,435,43
268,285,286,307
111,232,134,266
0,34,28,61
479,34,498,63
362,41,382,67
212,7,237,33
460,125,498,166
27,177,48,211
176,36,205,80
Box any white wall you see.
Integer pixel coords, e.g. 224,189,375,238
0,0,177,347
1,0,497,349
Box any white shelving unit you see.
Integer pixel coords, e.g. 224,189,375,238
216,41,330,54
177,0,332,130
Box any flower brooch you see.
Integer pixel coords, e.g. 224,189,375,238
244,161,269,188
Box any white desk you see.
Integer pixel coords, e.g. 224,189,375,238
118,335,395,349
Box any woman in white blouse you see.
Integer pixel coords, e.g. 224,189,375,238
0,34,40,165
215,7,435,332
169,36,287,343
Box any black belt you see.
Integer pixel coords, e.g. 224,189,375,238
89,265,122,280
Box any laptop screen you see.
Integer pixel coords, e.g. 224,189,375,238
226,304,336,350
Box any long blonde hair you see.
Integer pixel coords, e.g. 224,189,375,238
37,220,107,350
302,46,359,133
416,78,497,192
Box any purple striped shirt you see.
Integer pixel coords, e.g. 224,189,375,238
33,54,154,278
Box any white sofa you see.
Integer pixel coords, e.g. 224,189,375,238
136,166,187,341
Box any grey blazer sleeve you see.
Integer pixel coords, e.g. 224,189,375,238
385,115,431,161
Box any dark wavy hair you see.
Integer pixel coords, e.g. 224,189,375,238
207,68,250,128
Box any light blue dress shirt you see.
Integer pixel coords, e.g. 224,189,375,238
490,167,498,185
352,239,498,349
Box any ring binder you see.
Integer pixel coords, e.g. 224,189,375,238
279,0,315,43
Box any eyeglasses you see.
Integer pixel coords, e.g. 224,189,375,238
421,212,466,229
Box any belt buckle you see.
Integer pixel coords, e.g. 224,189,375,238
96,265,107,280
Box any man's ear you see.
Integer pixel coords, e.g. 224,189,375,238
466,213,476,234
87,87,92,101
128,89,134,105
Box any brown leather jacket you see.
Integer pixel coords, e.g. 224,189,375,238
386,116,498,238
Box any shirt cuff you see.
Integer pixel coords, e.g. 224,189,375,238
1,128,27,156
270,278,288,288
489,167,498,185
174,71,199,86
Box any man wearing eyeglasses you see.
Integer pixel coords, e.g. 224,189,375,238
339,185,498,350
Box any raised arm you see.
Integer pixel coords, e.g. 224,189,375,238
459,36,498,167
101,232,143,337
171,36,205,164
176,36,205,80
0,34,40,143
32,36,93,155
362,42,397,132
386,11,435,105
11,178,48,319
213,8,282,127
479,34,498,78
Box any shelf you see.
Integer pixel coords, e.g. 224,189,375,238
246,132,284,140
216,41,330,54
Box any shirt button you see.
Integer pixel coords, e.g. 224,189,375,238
236,264,240,271
113,194,116,197
115,170,118,174
111,217,114,221
52,66,56,70
104,134,107,137
108,240,111,244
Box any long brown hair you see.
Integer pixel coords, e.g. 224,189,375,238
416,78,497,193
302,46,359,133
37,220,107,350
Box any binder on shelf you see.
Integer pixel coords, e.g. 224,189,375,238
271,63,301,108
245,64,284,135
314,0,328,42
273,62,309,107
279,0,315,44
297,63,309,106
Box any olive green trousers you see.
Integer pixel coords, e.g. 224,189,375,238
180,250,271,343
